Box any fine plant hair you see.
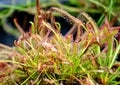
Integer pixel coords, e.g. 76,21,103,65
0,0,120,84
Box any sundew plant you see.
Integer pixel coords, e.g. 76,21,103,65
0,0,120,84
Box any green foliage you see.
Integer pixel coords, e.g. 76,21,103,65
0,0,120,84
0,0,120,37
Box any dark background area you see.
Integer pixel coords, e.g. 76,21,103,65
0,0,71,46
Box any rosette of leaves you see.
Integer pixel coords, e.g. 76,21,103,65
0,0,120,84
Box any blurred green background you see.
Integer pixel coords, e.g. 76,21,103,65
0,0,120,46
